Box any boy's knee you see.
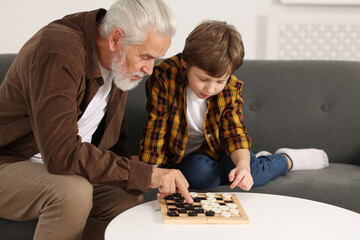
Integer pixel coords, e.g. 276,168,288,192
178,153,223,189
179,153,217,174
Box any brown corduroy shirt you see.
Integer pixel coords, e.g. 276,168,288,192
0,9,152,194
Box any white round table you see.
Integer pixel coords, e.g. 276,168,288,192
105,193,360,240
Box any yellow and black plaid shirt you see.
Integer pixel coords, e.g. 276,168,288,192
139,53,251,167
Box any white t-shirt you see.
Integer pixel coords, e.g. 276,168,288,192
184,87,207,157
76,64,113,143
30,63,113,164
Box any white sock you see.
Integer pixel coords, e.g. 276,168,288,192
275,148,329,171
255,151,272,158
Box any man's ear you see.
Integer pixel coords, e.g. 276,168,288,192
109,28,124,52
181,58,187,69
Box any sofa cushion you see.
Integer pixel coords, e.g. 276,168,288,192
144,163,360,213
203,163,360,213
237,60,360,165
0,219,37,240
0,54,16,85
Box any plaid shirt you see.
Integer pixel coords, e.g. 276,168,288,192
139,53,251,167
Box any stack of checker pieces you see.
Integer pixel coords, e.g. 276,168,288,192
158,192,249,224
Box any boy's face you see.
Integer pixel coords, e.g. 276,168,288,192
186,65,229,99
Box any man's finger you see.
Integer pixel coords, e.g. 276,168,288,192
169,178,176,194
174,171,193,204
159,192,170,199
180,188,193,204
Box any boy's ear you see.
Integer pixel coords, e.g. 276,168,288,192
181,58,187,68
109,28,124,52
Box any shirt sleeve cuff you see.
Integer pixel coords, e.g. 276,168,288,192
125,159,153,194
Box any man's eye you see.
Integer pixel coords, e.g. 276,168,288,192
141,55,154,61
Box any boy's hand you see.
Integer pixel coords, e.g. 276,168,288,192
150,166,193,204
228,166,253,191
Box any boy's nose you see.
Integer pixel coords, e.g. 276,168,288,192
206,83,216,94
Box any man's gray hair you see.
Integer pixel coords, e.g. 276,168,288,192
99,0,176,46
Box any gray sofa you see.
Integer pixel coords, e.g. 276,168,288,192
1,53,359,239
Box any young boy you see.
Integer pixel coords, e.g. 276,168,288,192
139,20,328,190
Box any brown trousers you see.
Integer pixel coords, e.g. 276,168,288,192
0,161,144,240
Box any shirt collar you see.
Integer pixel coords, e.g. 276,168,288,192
84,9,107,81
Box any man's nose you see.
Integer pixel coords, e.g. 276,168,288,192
141,59,155,75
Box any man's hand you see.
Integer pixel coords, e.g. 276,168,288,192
228,166,253,191
150,166,193,204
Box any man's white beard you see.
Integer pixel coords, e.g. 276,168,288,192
111,54,145,91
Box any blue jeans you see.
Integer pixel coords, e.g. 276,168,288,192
177,151,288,189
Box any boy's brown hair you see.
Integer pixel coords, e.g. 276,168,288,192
182,20,245,78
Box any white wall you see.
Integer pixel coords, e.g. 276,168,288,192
163,0,271,59
0,0,271,59
1,0,359,60
0,0,113,54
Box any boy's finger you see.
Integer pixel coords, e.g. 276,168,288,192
230,173,243,189
228,169,236,182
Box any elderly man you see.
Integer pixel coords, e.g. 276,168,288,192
0,0,191,239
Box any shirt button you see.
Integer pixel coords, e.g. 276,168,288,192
207,134,211,138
